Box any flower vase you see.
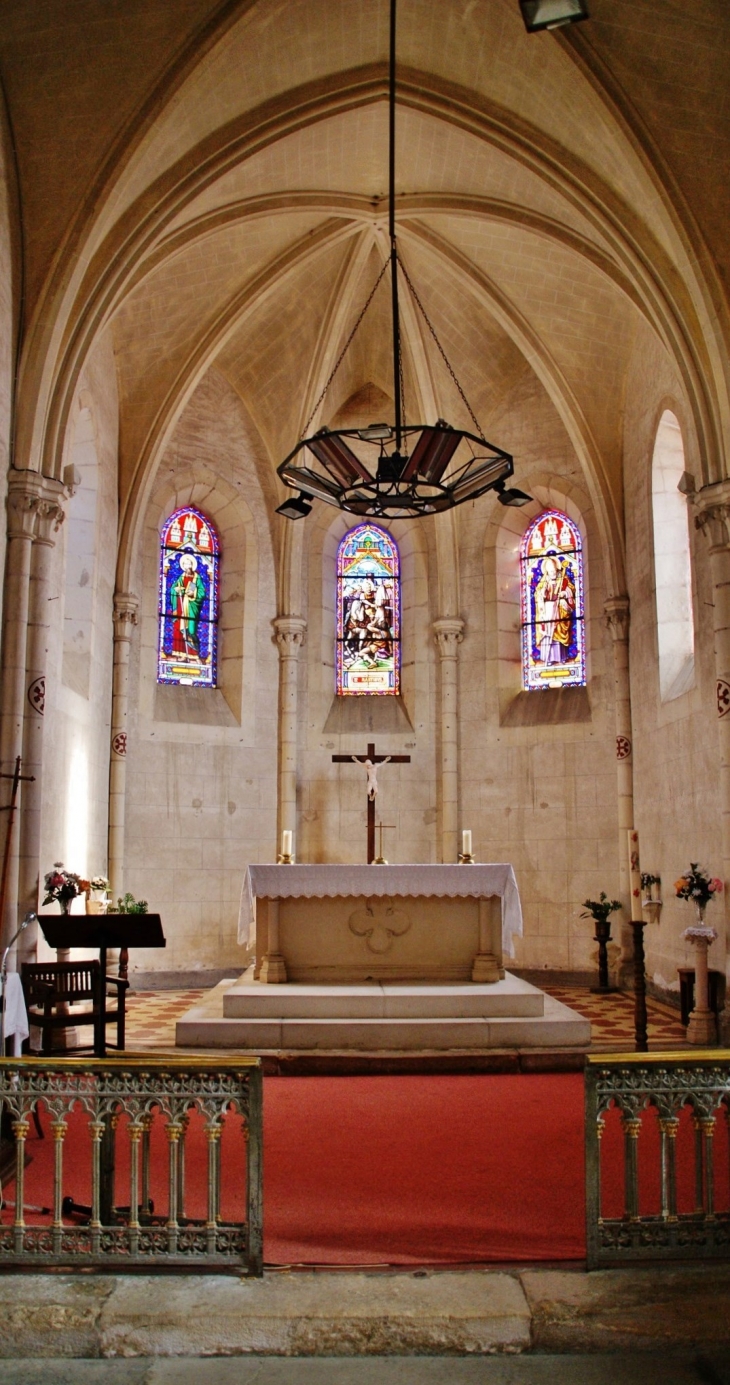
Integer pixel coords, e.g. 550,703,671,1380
683,902,718,1046
59,897,71,915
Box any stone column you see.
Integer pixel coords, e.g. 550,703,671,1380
0,472,44,949
108,593,139,900
604,596,635,969
273,616,306,859
433,618,464,865
695,483,730,1035
18,482,66,960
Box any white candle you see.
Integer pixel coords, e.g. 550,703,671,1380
282,830,293,858
627,828,642,922
462,830,472,857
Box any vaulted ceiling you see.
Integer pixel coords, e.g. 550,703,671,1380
2,0,728,570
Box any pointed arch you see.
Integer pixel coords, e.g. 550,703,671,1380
336,523,400,696
520,509,585,691
157,504,220,687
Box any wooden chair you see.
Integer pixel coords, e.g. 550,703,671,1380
21,961,128,1056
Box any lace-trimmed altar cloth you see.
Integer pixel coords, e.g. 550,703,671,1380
238,863,523,958
0,973,29,1055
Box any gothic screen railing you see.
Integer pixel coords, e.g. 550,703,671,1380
585,1051,730,1268
0,1057,262,1273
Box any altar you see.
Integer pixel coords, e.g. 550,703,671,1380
238,863,522,985
176,863,591,1052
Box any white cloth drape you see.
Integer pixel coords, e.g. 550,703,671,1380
238,863,523,958
1,973,29,1055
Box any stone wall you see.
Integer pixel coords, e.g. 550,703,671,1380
40,330,119,950
122,370,278,976
623,319,722,995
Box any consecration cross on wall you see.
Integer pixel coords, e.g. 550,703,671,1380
331,742,410,864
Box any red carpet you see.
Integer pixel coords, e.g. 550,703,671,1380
7,1073,588,1264
263,1074,586,1263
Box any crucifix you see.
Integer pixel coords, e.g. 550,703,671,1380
331,742,410,863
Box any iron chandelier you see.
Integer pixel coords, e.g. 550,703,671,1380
276,0,532,521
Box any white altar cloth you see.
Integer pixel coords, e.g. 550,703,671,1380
238,863,523,958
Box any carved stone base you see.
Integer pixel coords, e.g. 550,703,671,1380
258,953,288,984
471,953,500,984
686,1007,717,1046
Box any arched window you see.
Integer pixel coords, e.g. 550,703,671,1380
520,509,585,691
158,506,220,687
336,523,400,695
651,410,695,700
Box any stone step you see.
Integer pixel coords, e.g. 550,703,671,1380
223,977,545,1020
176,994,590,1051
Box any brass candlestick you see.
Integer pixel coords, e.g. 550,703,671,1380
373,822,395,865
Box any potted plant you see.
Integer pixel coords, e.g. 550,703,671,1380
42,863,90,915
675,864,723,1045
581,892,622,993
87,875,110,915
674,863,722,926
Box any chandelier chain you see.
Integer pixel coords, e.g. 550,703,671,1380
397,255,486,443
302,259,390,438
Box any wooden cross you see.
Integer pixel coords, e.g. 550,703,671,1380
331,742,410,863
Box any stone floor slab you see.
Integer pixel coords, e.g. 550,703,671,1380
520,1265,730,1353
0,1353,728,1385
99,1271,531,1358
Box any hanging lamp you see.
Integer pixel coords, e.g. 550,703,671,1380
276,0,532,520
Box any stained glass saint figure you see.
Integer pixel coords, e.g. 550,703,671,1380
520,509,585,690
336,524,400,695
158,506,219,687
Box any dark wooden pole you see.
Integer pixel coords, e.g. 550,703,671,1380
632,920,648,1053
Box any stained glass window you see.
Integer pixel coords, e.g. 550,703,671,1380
520,509,585,691
157,506,219,687
336,524,400,695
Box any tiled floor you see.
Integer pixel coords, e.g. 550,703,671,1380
123,984,688,1053
546,984,687,1050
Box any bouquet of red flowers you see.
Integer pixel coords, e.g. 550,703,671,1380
674,863,722,910
43,862,90,908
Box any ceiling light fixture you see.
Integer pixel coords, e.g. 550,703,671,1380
519,0,589,33
276,0,531,521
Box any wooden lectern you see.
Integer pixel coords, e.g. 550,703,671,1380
37,913,166,1057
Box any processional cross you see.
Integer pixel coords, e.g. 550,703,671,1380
331,742,410,863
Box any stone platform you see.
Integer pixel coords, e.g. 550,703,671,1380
175,971,590,1051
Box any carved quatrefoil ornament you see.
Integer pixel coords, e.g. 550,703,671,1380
348,899,412,954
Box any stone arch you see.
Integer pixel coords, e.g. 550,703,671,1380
486,473,605,718
650,408,695,702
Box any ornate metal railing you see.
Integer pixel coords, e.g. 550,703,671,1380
0,1056,262,1272
586,1050,730,1268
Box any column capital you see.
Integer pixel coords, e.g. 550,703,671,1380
35,477,67,546
274,615,306,655
694,480,730,550
604,595,630,641
6,470,44,540
433,617,464,658
113,592,139,641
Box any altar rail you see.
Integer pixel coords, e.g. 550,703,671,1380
585,1051,730,1268
0,1057,263,1273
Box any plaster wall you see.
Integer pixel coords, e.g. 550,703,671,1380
460,372,618,974
123,371,278,975
40,330,119,931
623,320,722,993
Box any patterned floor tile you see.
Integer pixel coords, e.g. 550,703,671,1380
122,984,689,1053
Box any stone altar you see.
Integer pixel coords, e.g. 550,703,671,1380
176,863,591,1051
238,863,523,985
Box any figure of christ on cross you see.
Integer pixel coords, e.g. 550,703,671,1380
331,742,411,863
